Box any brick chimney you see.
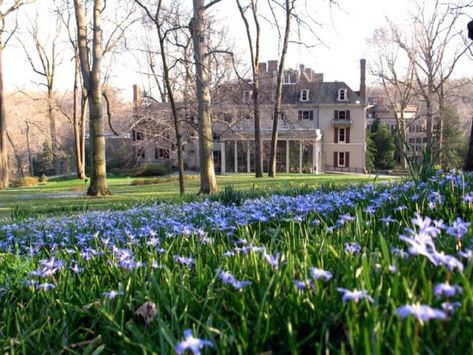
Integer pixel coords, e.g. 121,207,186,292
267,60,278,75
258,62,267,73
360,59,366,102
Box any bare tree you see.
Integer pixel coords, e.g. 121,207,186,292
268,0,295,177
190,0,221,194
74,0,111,195
0,0,34,189
370,26,417,169
19,12,62,175
393,0,471,165
56,0,87,179
235,0,263,178
134,0,187,195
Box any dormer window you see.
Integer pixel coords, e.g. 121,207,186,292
338,89,347,101
300,89,309,102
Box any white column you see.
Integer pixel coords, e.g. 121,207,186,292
286,140,290,173
247,141,251,173
221,142,226,174
299,142,303,174
234,141,238,173
312,141,317,174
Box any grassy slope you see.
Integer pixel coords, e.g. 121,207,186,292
0,173,387,219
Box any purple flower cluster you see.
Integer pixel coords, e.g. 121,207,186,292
399,214,466,272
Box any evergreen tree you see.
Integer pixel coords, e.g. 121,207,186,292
366,131,376,171
371,117,396,170
442,106,467,169
33,141,54,176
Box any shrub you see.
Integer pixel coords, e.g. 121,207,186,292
131,163,171,177
130,175,198,186
12,176,39,188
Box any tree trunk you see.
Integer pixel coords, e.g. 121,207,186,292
87,81,109,195
438,87,445,167
73,53,86,179
25,121,34,176
398,114,407,169
464,116,473,171
191,0,217,194
0,43,8,188
6,130,23,178
268,0,292,177
86,0,109,196
237,0,263,178
74,0,110,195
253,71,263,177
47,86,59,174
154,0,185,195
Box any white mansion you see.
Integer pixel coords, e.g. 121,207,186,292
132,59,368,174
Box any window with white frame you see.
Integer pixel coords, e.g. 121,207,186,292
334,110,350,120
300,89,309,102
338,128,346,143
298,110,314,120
338,89,347,101
338,152,345,167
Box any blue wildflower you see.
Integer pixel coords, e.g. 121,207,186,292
344,242,361,255
175,329,212,355
337,288,373,303
397,304,447,322
446,218,470,240
103,290,123,300
217,270,252,290
309,267,333,281
434,283,463,299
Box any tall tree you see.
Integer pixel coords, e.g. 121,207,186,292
74,0,110,195
20,13,62,175
236,0,263,178
0,1,35,188
190,0,219,194
370,25,416,170
268,0,295,177
57,0,87,179
134,0,186,195
393,0,470,165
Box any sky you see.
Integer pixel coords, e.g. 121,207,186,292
2,0,472,101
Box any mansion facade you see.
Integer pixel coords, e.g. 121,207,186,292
132,59,368,174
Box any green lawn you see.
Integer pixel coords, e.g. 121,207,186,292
0,173,390,219
0,171,471,353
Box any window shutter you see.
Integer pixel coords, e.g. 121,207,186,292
334,128,339,143
346,110,351,119
309,111,314,121
334,152,338,167
334,110,339,119
346,152,350,168
346,128,350,143
298,111,302,120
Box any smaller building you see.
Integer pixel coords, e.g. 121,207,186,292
367,95,423,163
